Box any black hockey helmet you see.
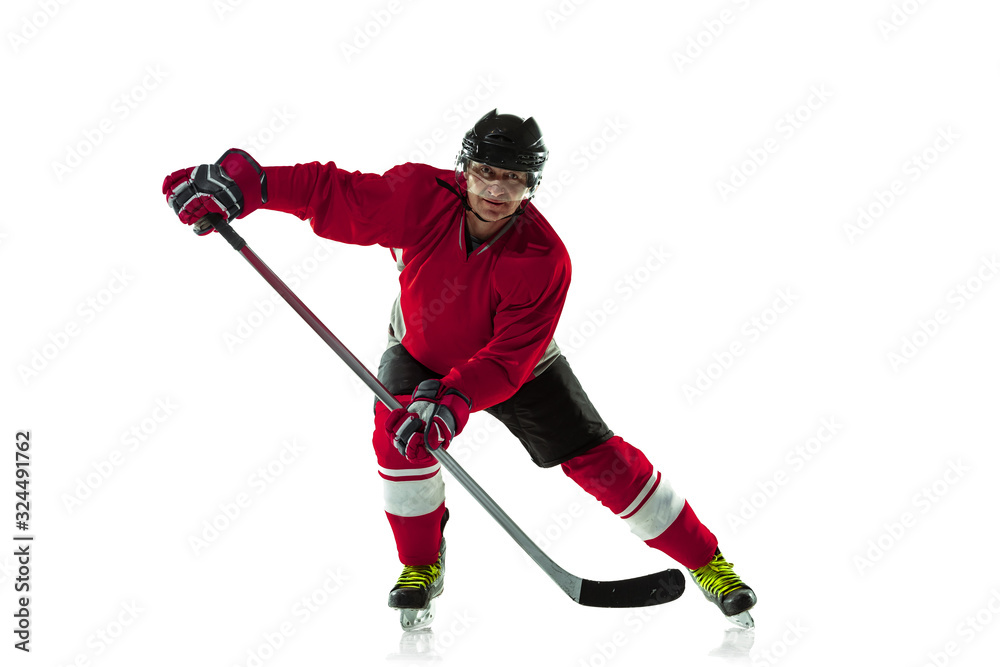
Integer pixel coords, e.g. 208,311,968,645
456,110,547,200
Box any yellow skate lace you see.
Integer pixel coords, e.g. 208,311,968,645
394,563,441,589
691,553,745,598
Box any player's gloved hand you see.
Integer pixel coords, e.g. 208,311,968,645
385,380,471,461
162,148,268,234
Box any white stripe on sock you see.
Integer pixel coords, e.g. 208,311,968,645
379,462,441,479
617,472,659,518
383,473,444,517
622,475,686,541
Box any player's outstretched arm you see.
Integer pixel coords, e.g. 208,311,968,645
164,149,426,249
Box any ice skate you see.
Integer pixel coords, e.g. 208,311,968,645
688,548,757,629
388,538,445,630
388,509,448,631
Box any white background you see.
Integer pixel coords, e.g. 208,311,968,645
2,0,999,665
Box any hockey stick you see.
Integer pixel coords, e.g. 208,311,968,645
192,213,684,608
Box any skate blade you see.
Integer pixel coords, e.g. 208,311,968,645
399,600,436,631
726,610,754,629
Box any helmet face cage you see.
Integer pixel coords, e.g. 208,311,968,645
455,155,542,202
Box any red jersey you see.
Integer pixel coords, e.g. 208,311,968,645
261,161,571,411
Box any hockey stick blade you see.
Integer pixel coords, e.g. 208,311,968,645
577,568,685,608
195,213,687,609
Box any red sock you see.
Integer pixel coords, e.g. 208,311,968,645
386,503,446,566
561,436,718,570
644,501,717,570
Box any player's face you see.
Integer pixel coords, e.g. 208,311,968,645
465,162,528,221
467,188,521,222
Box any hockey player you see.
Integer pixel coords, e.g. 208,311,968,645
163,110,757,629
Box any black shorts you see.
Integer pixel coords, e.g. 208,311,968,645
376,344,614,468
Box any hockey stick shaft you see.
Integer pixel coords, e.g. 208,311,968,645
194,213,683,608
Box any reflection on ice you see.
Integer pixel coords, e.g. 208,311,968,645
386,627,442,662
709,627,755,660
